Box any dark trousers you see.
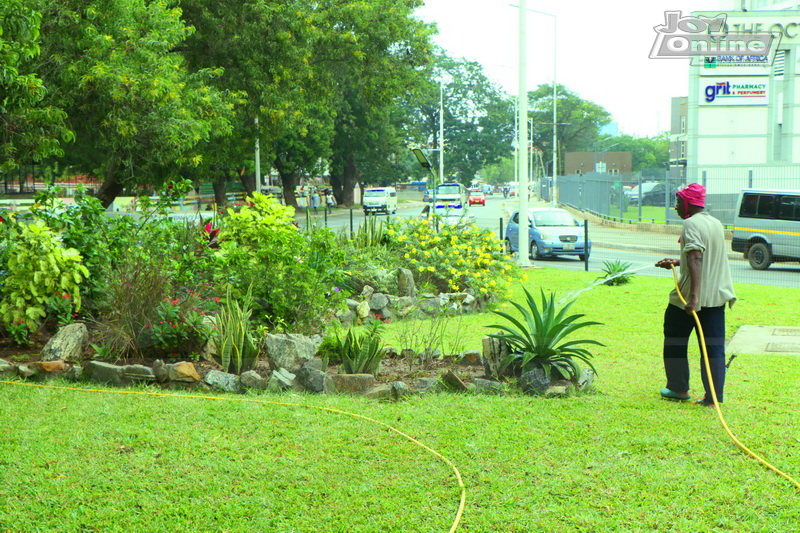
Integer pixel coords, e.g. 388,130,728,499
663,303,727,402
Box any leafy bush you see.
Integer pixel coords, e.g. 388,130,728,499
598,260,634,286
214,193,346,333
487,288,603,381
139,296,212,358
0,221,89,331
334,320,386,375
385,217,511,295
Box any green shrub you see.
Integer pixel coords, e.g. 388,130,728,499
385,216,512,296
0,221,89,331
598,260,635,286
487,288,604,381
214,193,346,333
212,288,260,374
334,320,386,375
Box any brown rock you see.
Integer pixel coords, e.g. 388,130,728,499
169,362,201,382
35,360,67,373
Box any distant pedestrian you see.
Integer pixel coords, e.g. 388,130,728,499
325,190,335,214
310,190,320,214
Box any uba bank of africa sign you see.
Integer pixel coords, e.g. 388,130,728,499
701,78,768,105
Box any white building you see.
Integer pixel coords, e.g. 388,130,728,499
685,3,800,220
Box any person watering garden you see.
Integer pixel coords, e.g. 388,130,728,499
655,183,736,406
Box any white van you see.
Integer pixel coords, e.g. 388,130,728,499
732,188,800,270
362,187,397,215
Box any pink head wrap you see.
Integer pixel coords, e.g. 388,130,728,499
676,183,706,211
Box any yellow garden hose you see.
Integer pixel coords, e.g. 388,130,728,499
0,380,466,532
669,265,800,490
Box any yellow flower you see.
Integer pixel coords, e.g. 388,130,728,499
404,253,410,259
489,280,496,286
523,274,529,281
427,266,435,272
418,266,426,272
387,229,395,235
480,287,488,293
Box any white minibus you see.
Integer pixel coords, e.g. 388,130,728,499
732,188,800,270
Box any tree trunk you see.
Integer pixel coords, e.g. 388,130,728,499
239,168,256,196
212,175,227,209
274,157,299,208
95,158,123,209
336,153,359,207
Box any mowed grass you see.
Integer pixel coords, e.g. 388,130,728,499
2,268,799,532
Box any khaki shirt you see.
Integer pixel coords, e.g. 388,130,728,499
669,211,737,311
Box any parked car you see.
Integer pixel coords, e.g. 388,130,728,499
504,208,590,260
468,190,486,206
626,182,679,207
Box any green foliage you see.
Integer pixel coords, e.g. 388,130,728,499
140,296,211,359
0,1,73,171
212,288,260,375
335,320,386,375
598,260,635,286
385,216,512,295
342,216,389,250
4,320,32,346
94,252,174,358
487,288,603,381
45,293,78,328
0,221,89,331
215,193,346,333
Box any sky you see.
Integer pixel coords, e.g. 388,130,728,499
414,0,725,138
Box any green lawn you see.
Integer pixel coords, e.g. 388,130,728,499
2,269,799,532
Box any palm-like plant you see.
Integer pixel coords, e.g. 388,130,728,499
598,260,634,286
487,288,604,381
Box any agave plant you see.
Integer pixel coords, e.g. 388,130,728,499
335,319,386,375
487,288,604,381
598,260,634,286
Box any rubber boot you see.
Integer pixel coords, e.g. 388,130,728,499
700,357,726,404
664,357,690,395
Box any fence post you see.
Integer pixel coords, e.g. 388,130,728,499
499,217,504,241
349,209,354,239
584,220,589,272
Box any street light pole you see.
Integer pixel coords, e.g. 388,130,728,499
517,0,530,266
439,81,444,189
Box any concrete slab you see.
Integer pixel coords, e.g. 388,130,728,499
726,326,800,355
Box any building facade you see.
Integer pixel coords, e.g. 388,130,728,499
687,8,800,222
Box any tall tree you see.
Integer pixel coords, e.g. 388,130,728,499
0,1,72,172
411,52,514,186
528,83,611,176
30,0,233,207
318,0,434,206
179,0,323,206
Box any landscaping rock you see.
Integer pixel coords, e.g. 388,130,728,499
360,285,375,301
335,308,356,327
302,358,324,372
519,368,551,396
0,358,16,377
167,362,201,383
152,359,168,382
331,374,376,394
578,368,596,391
413,377,442,394
473,378,505,395
545,381,573,396
123,364,155,382
442,369,468,391
86,361,125,385
64,364,83,381
396,268,416,298
205,370,242,393
481,335,510,378
240,370,267,390
298,368,335,394
459,350,482,366
391,381,412,400
267,368,297,392
355,301,370,319
40,323,88,363
368,292,389,311
418,297,444,315
264,333,322,374
364,384,392,400
34,360,67,378
17,364,39,380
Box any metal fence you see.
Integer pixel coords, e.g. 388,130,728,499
555,167,800,227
